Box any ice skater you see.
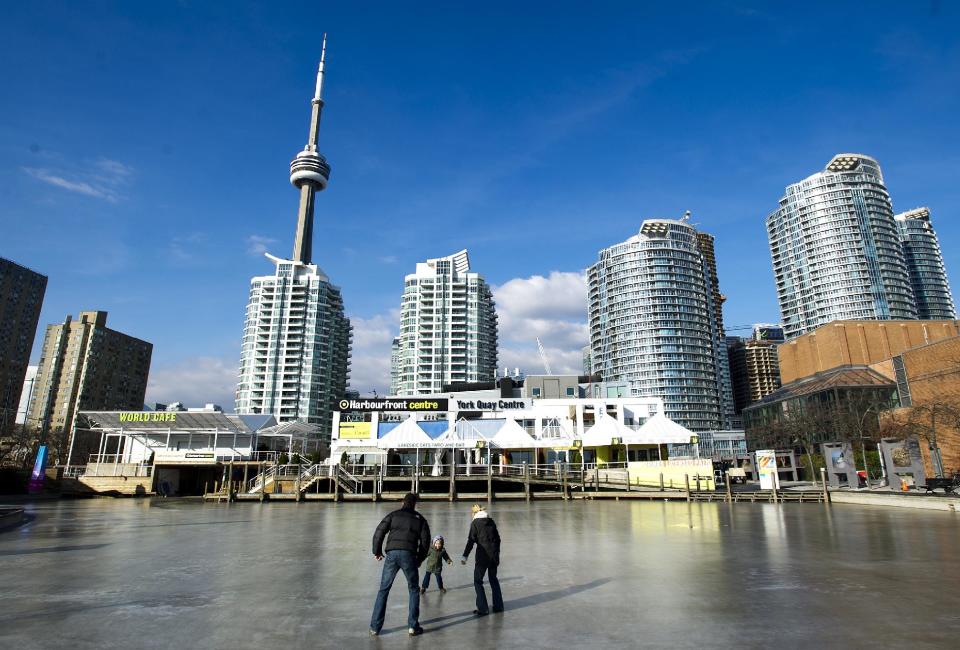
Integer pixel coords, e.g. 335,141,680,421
369,492,432,637
420,535,453,593
461,504,503,615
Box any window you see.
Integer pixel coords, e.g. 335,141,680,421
566,387,575,397
532,388,541,397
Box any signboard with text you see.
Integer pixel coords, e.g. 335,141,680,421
337,422,372,440
154,450,217,465
755,449,780,490
336,398,448,412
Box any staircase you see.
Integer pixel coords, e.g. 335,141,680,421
247,466,277,494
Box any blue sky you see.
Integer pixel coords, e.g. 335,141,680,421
2,1,959,405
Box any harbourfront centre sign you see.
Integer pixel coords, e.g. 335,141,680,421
336,397,533,412
337,398,449,412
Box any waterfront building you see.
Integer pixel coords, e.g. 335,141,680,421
390,249,497,396
885,334,960,478
587,215,733,431
895,207,955,320
743,365,899,452
0,258,47,432
728,324,784,414
747,319,960,479
68,408,317,495
767,154,917,339
332,390,682,466
235,38,352,435
27,311,152,453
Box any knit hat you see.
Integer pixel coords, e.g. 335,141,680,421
433,535,444,543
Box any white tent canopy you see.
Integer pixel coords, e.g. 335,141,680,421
629,413,695,445
490,419,537,449
433,418,490,448
581,414,634,447
376,416,433,449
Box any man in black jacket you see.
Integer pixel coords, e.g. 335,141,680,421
461,503,503,615
370,492,431,636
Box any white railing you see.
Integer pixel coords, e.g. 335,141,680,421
247,465,278,493
82,463,154,477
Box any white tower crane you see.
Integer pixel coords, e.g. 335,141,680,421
536,337,553,375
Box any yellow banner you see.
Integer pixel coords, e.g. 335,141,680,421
627,460,716,491
338,422,372,440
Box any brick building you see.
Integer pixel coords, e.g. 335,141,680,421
778,319,960,384
27,311,152,461
886,336,960,477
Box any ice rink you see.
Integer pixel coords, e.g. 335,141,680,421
1,498,958,648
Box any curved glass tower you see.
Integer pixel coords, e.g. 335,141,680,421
588,218,732,431
895,207,955,320
767,154,916,339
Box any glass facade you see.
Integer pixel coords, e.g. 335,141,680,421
587,218,733,431
767,154,917,339
895,207,955,320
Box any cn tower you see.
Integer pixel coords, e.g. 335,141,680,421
289,34,332,265
235,36,352,433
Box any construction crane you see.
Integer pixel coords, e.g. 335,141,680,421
536,337,553,375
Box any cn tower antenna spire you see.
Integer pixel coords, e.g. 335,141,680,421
314,33,327,104
290,37,332,265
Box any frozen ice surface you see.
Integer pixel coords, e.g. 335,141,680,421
1,499,959,648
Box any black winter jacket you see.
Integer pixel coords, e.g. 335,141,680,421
372,506,432,564
462,516,501,566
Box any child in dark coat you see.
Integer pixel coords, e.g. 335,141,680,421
420,535,452,593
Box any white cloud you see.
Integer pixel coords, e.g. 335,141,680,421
146,356,237,409
23,167,112,200
493,271,588,324
22,155,134,202
493,271,590,375
246,234,278,256
348,311,400,395
167,232,209,265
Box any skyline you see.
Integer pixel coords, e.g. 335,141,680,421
2,2,959,406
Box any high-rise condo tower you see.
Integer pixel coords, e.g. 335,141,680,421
391,250,498,396
895,207,955,320
588,216,734,431
767,154,917,339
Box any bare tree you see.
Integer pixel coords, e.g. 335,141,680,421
824,390,891,485
752,400,832,485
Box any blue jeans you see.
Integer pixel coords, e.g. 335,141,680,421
370,550,420,633
474,560,503,613
421,571,444,590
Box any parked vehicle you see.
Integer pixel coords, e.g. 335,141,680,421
727,467,747,484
